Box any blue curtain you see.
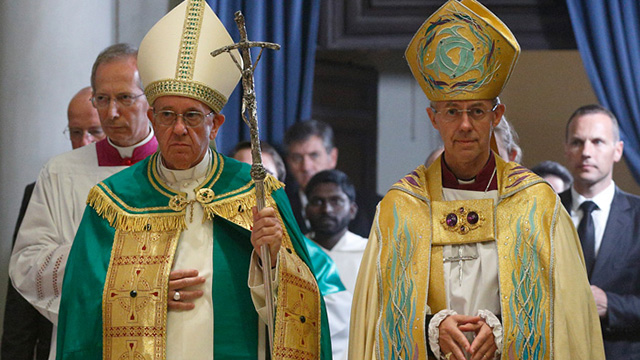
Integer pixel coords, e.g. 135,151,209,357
566,0,640,182
206,0,321,155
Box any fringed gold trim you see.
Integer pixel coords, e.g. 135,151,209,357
88,186,187,232
264,173,284,192
201,174,283,230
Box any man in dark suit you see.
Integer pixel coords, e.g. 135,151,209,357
283,120,380,238
560,104,640,359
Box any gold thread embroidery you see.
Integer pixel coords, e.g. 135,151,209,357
102,228,181,360
439,206,484,235
88,187,187,232
169,195,189,212
176,0,204,82
149,153,182,199
196,152,222,191
144,79,227,114
196,188,215,204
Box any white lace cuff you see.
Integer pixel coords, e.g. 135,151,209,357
428,309,458,359
477,309,503,359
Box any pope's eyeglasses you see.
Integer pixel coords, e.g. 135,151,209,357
153,109,214,127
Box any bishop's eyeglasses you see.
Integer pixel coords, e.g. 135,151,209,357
431,103,499,122
153,109,214,127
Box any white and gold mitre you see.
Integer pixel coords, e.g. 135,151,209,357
406,0,520,101
138,0,241,113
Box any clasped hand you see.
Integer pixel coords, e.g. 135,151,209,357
439,314,496,360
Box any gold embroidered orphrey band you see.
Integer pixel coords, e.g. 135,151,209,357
102,228,180,360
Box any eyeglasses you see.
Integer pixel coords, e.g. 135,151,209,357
91,93,145,109
63,127,105,140
153,109,214,127
431,103,499,122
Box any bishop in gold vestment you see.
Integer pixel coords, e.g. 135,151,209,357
349,0,604,359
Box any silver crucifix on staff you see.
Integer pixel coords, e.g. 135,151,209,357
211,11,281,352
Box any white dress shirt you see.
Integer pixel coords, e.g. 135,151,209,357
569,181,616,256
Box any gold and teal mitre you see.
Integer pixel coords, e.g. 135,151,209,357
405,0,520,101
137,0,241,112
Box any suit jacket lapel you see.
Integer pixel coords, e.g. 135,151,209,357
591,188,630,283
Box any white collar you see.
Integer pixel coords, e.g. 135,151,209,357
570,180,616,213
107,125,154,158
158,149,211,184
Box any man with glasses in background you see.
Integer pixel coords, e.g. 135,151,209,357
64,86,105,148
9,43,157,360
1,85,105,360
349,1,604,359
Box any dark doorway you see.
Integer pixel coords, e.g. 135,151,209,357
312,59,379,197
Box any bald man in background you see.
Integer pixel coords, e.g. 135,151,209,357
66,86,105,149
1,86,105,360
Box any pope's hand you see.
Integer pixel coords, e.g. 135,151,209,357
168,269,205,311
251,206,282,268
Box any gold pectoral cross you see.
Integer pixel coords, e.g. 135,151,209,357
443,246,479,286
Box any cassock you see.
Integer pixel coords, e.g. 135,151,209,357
9,133,157,359
56,150,333,360
349,153,605,360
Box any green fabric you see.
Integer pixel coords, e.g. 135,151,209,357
213,217,258,358
304,238,346,296
56,153,334,360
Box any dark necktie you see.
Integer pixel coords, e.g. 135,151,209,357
577,200,598,278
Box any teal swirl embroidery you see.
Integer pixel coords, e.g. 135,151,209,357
382,205,418,359
508,199,547,359
416,6,499,96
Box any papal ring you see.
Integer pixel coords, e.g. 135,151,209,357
173,291,181,301
444,352,452,360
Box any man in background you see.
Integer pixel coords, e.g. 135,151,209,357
232,141,352,360
560,104,640,358
9,43,157,359
231,140,286,182
1,86,104,360
65,86,105,148
305,169,367,294
494,115,522,163
284,119,380,237
532,160,573,193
